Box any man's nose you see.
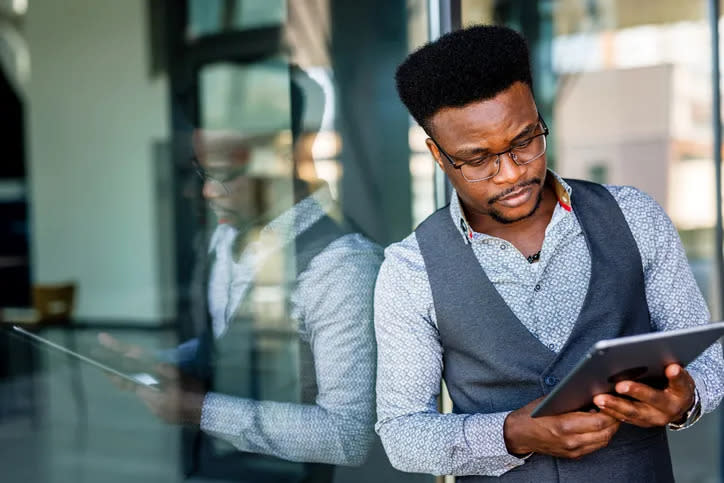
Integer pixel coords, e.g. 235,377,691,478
492,151,525,184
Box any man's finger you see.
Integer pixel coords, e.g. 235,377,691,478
595,405,631,423
98,332,124,351
136,384,162,406
154,362,180,381
550,421,620,458
554,411,620,434
594,395,666,427
594,394,640,418
665,364,694,396
107,374,134,391
613,381,665,407
564,438,615,459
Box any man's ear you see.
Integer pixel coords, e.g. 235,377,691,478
425,138,446,172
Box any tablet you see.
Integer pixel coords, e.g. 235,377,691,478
530,321,724,418
6,325,161,390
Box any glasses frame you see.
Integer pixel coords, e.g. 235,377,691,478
191,157,231,194
430,115,550,183
192,157,254,195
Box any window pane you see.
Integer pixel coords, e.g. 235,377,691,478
2,1,434,482
188,0,286,39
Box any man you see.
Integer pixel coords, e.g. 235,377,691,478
101,67,383,482
374,25,724,481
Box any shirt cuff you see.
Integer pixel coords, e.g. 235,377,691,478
464,411,528,475
667,386,702,431
200,392,254,438
687,366,712,413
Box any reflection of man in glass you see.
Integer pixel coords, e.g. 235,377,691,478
102,67,381,480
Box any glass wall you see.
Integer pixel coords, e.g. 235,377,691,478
462,1,721,482
0,1,434,482
2,1,723,482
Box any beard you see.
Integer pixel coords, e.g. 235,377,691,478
486,178,544,224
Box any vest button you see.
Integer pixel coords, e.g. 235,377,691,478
545,375,559,386
534,284,541,292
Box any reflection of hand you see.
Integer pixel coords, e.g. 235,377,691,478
504,397,621,459
135,363,206,426
96,332,154,391
97,333,206,426
593,363,696,427
97,332,149,360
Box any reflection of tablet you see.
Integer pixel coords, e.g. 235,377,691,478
531,321,724,418
7,325,161,390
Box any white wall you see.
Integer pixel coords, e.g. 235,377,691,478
555,64,673,207
25,0,170,321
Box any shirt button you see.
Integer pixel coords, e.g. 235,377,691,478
500,244,507,250
534,284,541,292
545,375,559,386
548,343,556,351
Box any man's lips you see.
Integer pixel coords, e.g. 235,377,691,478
209,205,236,220
498,187,529,201
490,182,540,209
489,179,541,207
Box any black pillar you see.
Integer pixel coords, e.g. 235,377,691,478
330,0,411,245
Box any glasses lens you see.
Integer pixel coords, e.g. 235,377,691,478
459,134,546,182
460,157,498,181
512,134,546,165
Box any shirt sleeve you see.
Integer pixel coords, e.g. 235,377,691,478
200,235,380,466
155,338,200,365
610,185,724,415
374,234,527,476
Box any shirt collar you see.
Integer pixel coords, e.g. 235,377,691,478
449,170,573,243
210,183,335,253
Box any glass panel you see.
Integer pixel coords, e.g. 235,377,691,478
462,2,720,482
188,0,287,39
2,0,434,482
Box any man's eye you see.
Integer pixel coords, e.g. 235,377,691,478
220,169,247,182
514,138,533,149
465,157,492,167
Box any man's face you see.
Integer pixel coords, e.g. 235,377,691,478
193,130,259,229
425,82,547,225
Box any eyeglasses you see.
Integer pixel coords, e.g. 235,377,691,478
430,116,549,182
192,158,248,194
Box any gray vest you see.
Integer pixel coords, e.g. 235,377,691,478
416,179,674,482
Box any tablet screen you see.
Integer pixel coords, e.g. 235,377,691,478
5,325,161,390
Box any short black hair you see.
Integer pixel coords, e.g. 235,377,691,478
395,25,533,133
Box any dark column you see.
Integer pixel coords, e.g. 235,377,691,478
330,0,411,245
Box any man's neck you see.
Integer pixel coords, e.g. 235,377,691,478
230,178,327,256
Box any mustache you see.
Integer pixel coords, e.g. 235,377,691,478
488,178,543,205
207,203,236,214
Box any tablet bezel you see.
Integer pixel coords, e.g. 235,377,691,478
530,321,724,418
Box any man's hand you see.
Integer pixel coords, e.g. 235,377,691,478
593,363,695,427
134,363,206,426
504,397,621,459
97,333,206,426
96,332,156,391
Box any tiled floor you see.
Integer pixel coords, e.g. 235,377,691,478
0,327,430,483
0,327,721,482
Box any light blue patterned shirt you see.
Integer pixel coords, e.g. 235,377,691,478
196,186,383,465
374,172,724,477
